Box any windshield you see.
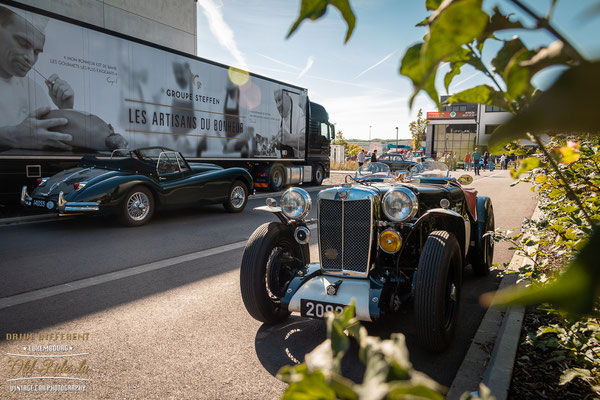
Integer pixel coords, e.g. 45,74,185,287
410,160,449,179
354,162,394,181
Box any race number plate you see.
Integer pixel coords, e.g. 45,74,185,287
300,299,349,319
32,199,46,208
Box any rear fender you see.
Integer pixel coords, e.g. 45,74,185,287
70,176,159,209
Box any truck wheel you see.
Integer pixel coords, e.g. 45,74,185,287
223,180,248,213
240,222,307,324
414,230,462,352
270,165,285,191
472,198,495,276
313,165,324,186
119,186,154,227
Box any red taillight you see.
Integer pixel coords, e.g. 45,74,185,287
37,178,49,186
37,178,43,185
73,182,87,190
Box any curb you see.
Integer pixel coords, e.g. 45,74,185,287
447,206,540,399
0,213,62,226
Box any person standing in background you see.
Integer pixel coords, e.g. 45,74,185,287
357,149,366,168
500,153,507,169
464,152,471,171
371,149,377,163
472,147,482,175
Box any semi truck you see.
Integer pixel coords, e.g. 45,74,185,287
0,1,334,203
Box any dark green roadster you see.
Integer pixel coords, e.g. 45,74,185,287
21,147,253,226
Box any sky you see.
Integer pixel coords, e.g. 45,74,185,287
196,0,600,141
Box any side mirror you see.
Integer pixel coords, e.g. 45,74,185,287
458,174,473,185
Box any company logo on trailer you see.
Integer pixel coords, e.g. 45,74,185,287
188,66,202,89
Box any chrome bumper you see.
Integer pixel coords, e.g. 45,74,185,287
21,186,99,213
20,185,31,205
57,192,100,212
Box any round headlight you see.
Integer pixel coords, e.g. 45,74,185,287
281,188,312,219
382,187,418,222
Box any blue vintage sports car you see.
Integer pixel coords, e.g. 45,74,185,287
21,147,253,226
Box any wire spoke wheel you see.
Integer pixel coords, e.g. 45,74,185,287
127,192,150,221
231,185,246,209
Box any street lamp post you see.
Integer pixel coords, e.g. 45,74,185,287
369,125,372,141
395,127,398,151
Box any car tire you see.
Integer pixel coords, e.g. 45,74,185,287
270,165,285,192
223,180,248,213
414,230,462,352
119,186,154,227
313,164,324,186
472,197,495,276
240,222,307,324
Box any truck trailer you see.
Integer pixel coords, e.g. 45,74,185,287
0,0,334,203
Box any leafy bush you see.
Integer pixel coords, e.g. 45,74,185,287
277,302,447,400
490,137,600,393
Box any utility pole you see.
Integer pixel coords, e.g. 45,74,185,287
395,127,398,150
369,125,372,141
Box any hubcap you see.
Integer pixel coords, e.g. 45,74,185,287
231,185,246,208
449,283,457,302
127,192,150,221
273,170,282,187
316,168,323,182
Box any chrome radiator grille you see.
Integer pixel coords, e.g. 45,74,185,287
318,198,373,276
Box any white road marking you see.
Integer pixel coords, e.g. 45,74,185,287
0,224,317,309
473,171,506,181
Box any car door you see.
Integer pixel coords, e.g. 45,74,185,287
157,152,204,206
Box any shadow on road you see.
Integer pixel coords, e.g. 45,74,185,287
252,268,502,387
254,315,366,383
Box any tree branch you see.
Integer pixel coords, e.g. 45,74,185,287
508,0,587,64
466,43,505,96
529,133,594,227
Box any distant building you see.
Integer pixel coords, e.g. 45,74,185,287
330,144,345,163
425,96,511,160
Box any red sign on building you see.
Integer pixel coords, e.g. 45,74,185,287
427,111,477,119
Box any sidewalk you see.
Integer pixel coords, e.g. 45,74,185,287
447,206,540,399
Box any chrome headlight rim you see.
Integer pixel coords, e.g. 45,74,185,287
281,187,312,220
382,187,418,222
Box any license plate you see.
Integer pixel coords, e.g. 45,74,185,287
32,199,46,208
300,299,349,319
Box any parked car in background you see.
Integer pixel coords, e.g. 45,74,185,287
377,152,419,172
21,147,253,226
240,161,495,352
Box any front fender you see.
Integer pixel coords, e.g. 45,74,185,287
401,208,469,260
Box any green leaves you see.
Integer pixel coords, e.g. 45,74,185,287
488,62,600,153
509,156,541,178
489,224,600,316
400,0,488,108
287,0,356,43
400,43,440,109
278,302,445,400
448,85,509,109
559,368,592,386
425,0,442,11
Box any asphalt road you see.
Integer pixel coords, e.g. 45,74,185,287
0,169,537,399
